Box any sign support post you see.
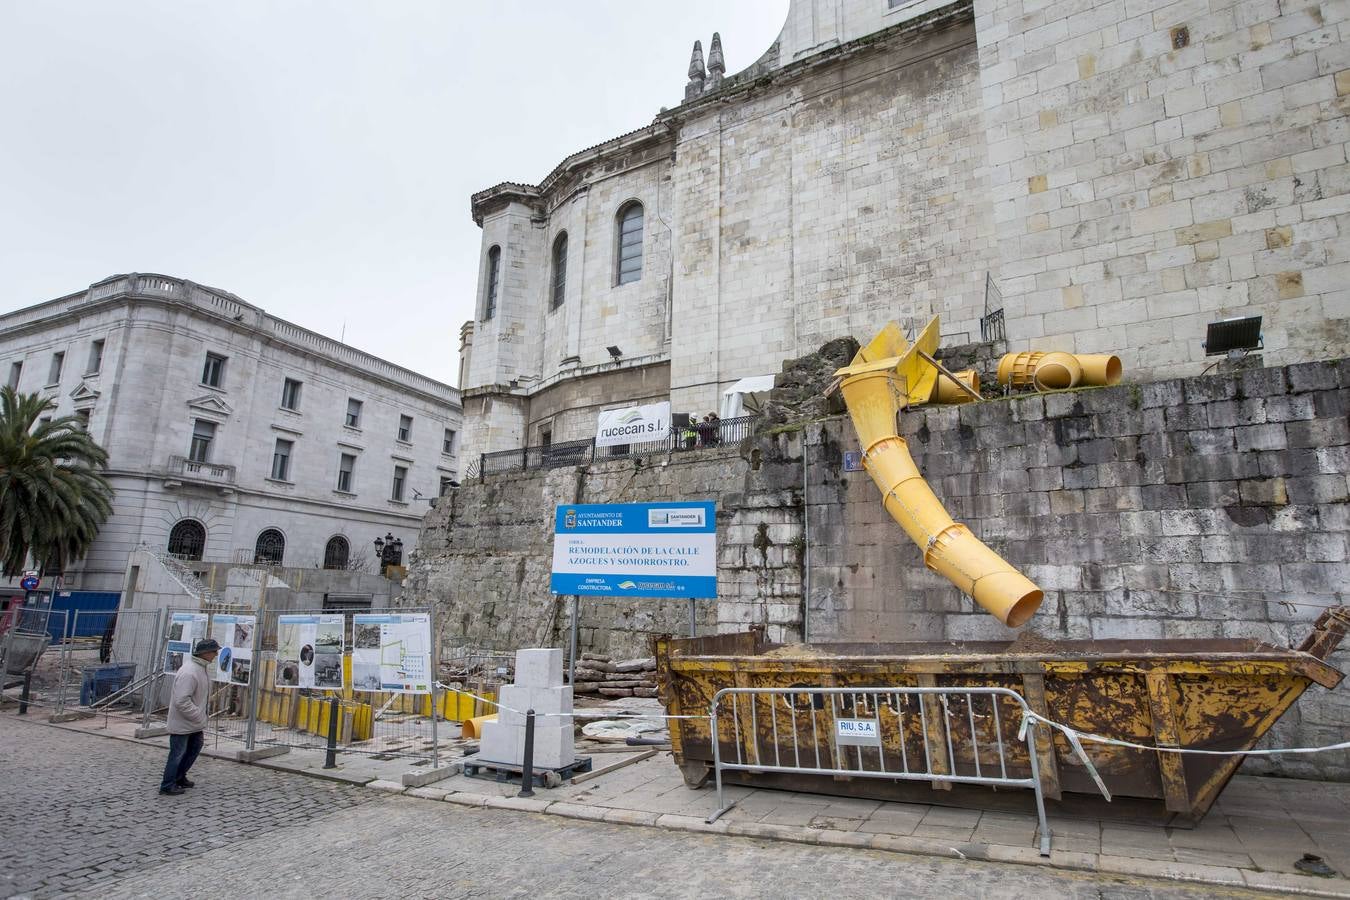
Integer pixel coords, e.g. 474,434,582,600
568,595,579,686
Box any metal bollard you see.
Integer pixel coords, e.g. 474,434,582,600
518,709,536,797
18,672,32,715
323,696,341,769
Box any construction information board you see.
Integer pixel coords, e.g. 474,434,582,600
275,614,345,689
550,501,717,598
351,613,432,694
208,614,256,686
163,612,209,674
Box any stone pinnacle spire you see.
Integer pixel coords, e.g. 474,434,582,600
685,40,707,100
707,32,725,88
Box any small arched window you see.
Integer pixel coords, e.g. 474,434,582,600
254,528,285,566
483,245,501,321
323,535,350,570
551,233,568,310
167,519,206,561
615,202,644,285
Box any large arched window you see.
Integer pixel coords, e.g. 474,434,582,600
550,232,568,310
167,519,206,561
615,201,644,285
483,245,501,320
323,535,350,570
254,528,285,566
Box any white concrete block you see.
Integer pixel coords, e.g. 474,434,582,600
477,720,575,769
498,684,573,726
478,719,520,764
514,648,563,688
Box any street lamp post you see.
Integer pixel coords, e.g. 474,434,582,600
373,532,404,576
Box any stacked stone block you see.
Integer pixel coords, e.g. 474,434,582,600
478,648,575,770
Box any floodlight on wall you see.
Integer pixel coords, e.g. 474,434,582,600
1203,315,1263,358
607,345,623,361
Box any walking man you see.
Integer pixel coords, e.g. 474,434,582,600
160,637,218,796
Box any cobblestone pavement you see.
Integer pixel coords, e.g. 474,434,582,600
2,719,1274,899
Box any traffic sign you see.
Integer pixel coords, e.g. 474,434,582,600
20,571,40,591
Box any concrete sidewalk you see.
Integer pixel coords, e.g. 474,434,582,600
20,707,1350,898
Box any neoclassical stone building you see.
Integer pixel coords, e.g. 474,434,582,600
460,0,1350,458
0,273,462,591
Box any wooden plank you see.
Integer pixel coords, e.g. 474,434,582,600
916,674,953,791
1020,673,1062,801
1145,671,1192,815
915,348,981,400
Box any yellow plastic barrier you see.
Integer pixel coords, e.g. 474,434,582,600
836,319,1043,627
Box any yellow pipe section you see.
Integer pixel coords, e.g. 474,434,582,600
836,322,1042,627
934,369,980,404
461,713,496,739
997,351,1122,390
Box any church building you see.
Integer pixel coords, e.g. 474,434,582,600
459,0,1350,460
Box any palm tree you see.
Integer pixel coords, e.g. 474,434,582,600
0,387,114,577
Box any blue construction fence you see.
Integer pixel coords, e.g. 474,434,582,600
46,591,122,641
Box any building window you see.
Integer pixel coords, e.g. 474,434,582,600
398,414,413,442
201,352,227,388
551,232,568,310
345,398,363,428
74,409,91,431
391,465,407,502
48,352,64,385
167,520,206,561
280,378,302,411
337,452,356,492
270,438,293,481
87,339,104,375
442,428,456,455
7,361,22,390
37,416,51,429
323,536,350,570
189,419,216,462
483,245,500,321
616,201,644,285
254,528,285,566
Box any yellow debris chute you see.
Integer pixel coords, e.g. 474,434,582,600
833,317,1043,627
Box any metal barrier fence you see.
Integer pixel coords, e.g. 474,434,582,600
130,605,489,767
707,686,1052,856
478,414,757,478
1,609,66,714
53,608,164,715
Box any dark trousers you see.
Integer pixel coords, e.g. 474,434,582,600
160,731,204,791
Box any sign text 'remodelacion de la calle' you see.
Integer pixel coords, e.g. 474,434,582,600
550,501,716,599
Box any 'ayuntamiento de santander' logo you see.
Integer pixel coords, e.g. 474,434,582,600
564,508,577,529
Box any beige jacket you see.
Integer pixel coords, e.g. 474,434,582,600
167,655,211,734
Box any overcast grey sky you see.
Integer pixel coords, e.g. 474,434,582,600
0,1,788,386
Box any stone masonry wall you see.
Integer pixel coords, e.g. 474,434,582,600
974,0,1350,374
406,439,806,660
807,356,1350,777
411,356,1349,777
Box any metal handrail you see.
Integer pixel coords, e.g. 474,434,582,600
706,685,1051,856
478,414,758,478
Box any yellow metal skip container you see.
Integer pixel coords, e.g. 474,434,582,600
654,609,1350,825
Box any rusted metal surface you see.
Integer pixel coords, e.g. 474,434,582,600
652,612,1348,825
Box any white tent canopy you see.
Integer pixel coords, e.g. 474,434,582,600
720,374,776,419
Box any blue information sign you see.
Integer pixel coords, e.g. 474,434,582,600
550,501,717,599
